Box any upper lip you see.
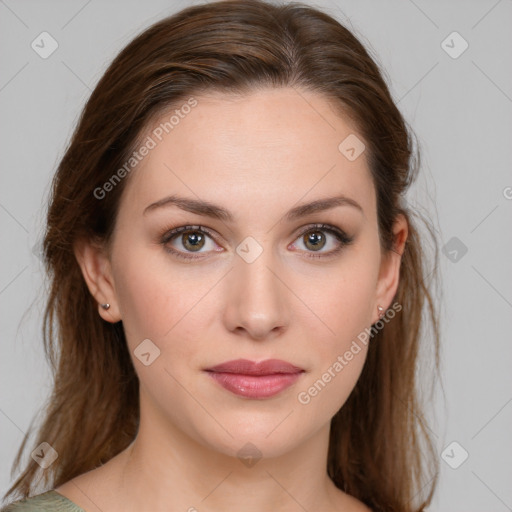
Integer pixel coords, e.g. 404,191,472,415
205,359,304,375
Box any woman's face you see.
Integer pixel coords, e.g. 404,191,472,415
89,87,403,459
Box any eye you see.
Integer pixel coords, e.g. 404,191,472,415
290,223,354,259
159,223,354,261
160,225,220,261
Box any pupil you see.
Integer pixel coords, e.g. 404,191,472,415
306,231,324,250
184,232,204,251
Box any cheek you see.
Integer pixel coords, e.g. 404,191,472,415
111,248,181,345
295,343,368,421
112,246,220,365
293,273,373,415
300,257,378,348
291,254,377,411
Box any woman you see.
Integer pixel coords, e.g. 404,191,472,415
1,0,441,510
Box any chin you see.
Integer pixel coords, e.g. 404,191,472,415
190,414,314,462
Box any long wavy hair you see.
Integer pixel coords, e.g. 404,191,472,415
3,1,441,510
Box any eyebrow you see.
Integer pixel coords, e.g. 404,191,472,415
143,194,364,221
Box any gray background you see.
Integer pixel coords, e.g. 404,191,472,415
1,0,511,510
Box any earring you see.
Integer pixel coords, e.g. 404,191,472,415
377,305,384,319
100,303,110,310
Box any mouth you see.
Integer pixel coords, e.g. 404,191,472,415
204,358,305,399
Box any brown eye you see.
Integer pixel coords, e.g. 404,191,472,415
180,230,206,252
160,223,354,262
302,230,327,252
291,223,354,259
161,225,218,260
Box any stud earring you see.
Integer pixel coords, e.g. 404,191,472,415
100,303,110,310
377,305,384,319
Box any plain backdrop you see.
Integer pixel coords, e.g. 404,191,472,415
1,0,511,510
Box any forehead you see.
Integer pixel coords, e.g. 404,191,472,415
118,87,375,221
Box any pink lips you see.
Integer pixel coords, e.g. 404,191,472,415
204,358,305,399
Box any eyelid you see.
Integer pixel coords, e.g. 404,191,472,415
290,223,354,259
159,222,353,260
160,222,348,242
160,224,217,244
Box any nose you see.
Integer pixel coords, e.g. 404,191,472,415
222,244,289,340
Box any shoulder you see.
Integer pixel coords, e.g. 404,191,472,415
0,490,85,512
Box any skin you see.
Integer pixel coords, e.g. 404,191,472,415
58,87,407,512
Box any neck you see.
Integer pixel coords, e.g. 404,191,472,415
114,393,345,511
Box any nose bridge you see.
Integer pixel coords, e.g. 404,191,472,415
235,234,283,308
224,234,288,337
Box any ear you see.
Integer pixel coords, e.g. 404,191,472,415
373,213,408,324
73,236,122,323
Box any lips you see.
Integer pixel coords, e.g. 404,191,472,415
205,358,304,375
204,359,305,399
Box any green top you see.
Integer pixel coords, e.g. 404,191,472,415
1,491,85,512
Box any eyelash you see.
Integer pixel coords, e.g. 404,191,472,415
159,223,354,261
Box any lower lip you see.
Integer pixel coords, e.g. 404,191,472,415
206,371,303,399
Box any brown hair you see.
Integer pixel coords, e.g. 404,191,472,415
3,1,441,510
